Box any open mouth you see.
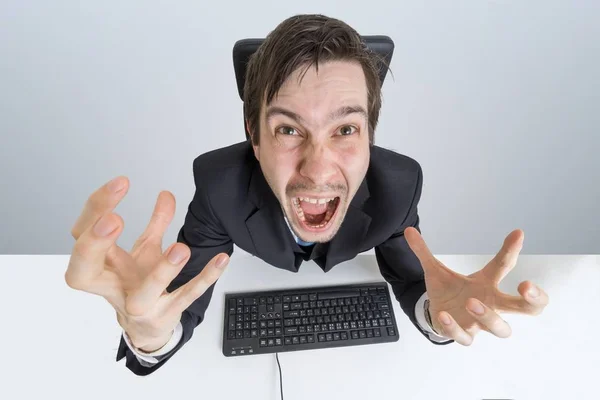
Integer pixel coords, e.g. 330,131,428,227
291,196,340,231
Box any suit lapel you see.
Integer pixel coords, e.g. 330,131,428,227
245,162,300,272
323,177,372,271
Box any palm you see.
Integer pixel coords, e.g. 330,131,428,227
405,227,548,343
72,191,180,318
423,260,501,336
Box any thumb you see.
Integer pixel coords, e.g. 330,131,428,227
404,227,438,272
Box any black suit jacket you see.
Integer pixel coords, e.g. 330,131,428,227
117,140,453,375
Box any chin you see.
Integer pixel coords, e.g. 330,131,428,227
286,194,346,243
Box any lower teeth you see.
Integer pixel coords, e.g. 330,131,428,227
293,198,335,228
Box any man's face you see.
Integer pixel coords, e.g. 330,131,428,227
250,60,371,243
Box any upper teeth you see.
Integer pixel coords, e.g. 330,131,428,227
297,197,335,204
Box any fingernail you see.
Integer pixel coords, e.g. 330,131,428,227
94,215,117,237
528,286,539,298
440,313,452,325
167,247,186,264
469,301,485,315
108,177,126,193
216,254,229,268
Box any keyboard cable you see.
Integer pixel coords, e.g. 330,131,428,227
275,352,284,400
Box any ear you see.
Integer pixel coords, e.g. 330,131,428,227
246,119,260,161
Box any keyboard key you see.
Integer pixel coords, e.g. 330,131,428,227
333,332,341,341
284,311,300,318
260,339,267,347
267,297,274,304
292,336,300,344
291,303,302,310
374,328,381,337
386,318,393,326
351,331,359,339
244,330,251,338
325,333,333,341
284,337,292,345
259,297,266,305
359,330,367,339
283,296,291,303
378,303,389,310
309,294,317,301
341,332,348,340
237,299,244,306
267,321,274,328
228,331,235,339
366,329,373,338
318,334,326,342
301,294,309,301
236,331,243,339
275,338,282,346
300,336,307,344
268,329,274,336
307,334,314,343
387,327,396,336
275,328,282,336
244,298,257,306
285,327,298,335
274,296,281,303
267,339,274,346
292,295,301,302
251,330,258,337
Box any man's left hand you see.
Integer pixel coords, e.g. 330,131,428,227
404,227,549,345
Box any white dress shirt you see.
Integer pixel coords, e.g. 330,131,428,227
123,219,452,366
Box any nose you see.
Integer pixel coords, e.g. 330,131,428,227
298,144,338,187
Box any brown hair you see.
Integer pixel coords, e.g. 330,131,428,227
243,14,387,146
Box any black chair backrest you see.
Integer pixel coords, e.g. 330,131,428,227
232,35,394,140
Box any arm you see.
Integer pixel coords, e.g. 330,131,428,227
116,159,234,375
374,163,453,345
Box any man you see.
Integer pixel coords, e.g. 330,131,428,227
65,14,549,376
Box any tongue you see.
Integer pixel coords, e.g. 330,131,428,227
299,200,328,215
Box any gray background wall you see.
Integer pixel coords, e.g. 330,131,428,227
1,0,598,255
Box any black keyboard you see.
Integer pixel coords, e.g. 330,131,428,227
222,282,399,357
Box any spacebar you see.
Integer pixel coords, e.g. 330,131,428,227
318,290,360,300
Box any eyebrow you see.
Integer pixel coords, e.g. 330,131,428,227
265,105,368,126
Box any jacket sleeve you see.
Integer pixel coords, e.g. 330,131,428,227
116,158,234,375
374,163,454,345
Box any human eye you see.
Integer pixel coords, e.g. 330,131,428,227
338,125,358,136
276,126,299,136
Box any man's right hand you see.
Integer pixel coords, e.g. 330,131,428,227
65,176,230,352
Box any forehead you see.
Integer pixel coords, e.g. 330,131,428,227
266,60,368,111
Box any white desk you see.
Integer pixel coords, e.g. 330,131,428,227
1,253,598,400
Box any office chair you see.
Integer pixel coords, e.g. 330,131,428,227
232,36,395,140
